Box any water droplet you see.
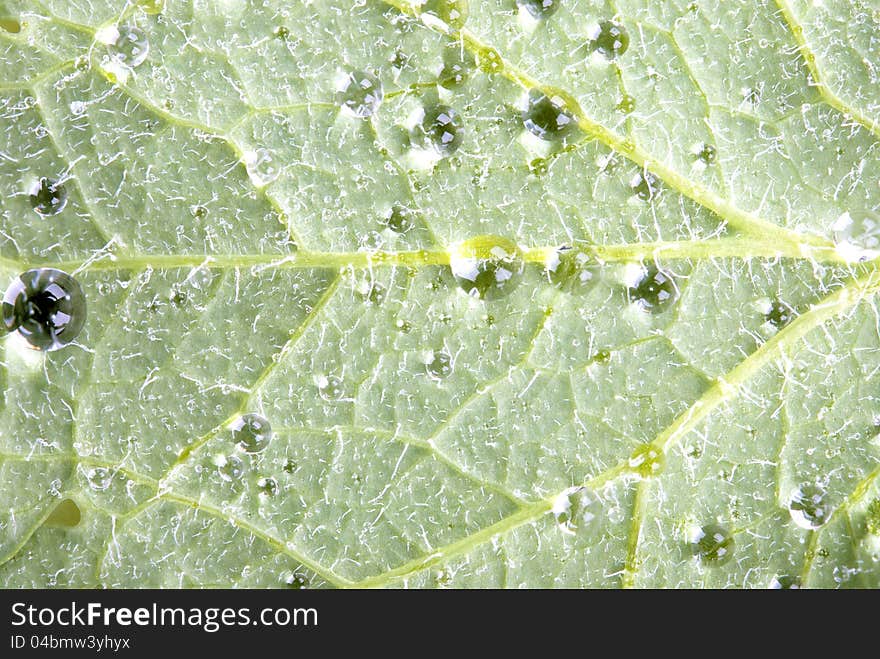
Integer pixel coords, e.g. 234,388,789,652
696,143,717,164
257,476,278,496
411,104,464,156
628,443,664,476
283,459,297,474
788,484,831,530
190,204,208,218
552,486,601,535
138,0,165,14
544,248,599,292
630,171,660,201
317,374,344,401
109,26,150,68
516,0,559,19
769,575,801,589
522,89,576,141
423,0,468,29
273,25,290,39
690,523,734,566
354,277,386,305
2,269,87,351
217,454,244,482
765,299,794,329
449,235,524,300
832,210,880,253
591,20,629,59
439,46,472,87
866,499,880,536
383,205,416,234
616,94,636,114
28,177,68,216
476,46,503,73
85,467,113,491
592,349,611,363
44,499,82,528
426,350,452,379
336,70,383,119
231,413,273,454
244,148,279,187
283,572,308,589
629,265,678,313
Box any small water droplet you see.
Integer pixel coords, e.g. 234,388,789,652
190,204,208,218
282,459,297,474
629,265,678,313
2,269,87,351
696,143,717,164
788,484,831,530
411,104,464,156
355,277,386,305
423,0,468,29
832,210,880,254
217,454,244,482
769,575,801,589
426,350,452,379
552,486,601,535
257,476,278,496
109,26,150,68
628,444,664,476
866,499,880,536
28,177,68,216
630,171,660,201
522,89,576,141
317,374,345,401
517,0,559,19
283,572,308,589
690,523,734,566
44,499,82,528
439,46,472,87
273,25,290,39
244,148,279,187
591,20,629,59
383,205,416,234
231,413,273,454
765,299,794,329
592,349,611,363
449,235,524,300
86,467,113,491
544,248,599,292
138,0,165,14
616,94,636,114
336,70,383,118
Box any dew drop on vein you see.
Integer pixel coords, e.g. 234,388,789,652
522,89,576,141
423,0,468,29
449,235,524,300
788,484,831,530
336,70,383,119
690,523,734,566
629,265,679,313
2,268,87,351
411,105,464,156
628,443,664,477
109,26,149,68
544,248,600,292
231,413,273,454
552,486,601,535
29,177,68,216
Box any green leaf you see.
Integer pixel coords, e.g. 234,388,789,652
1,0,879,588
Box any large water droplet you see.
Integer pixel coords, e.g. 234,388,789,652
217,454,244,482
591,20,629,59
544,248,599,292
629,265,678,313
244,148,279,187
690,523,734,566
85,467,113,492
788,484,831,530
439,46,473,88
426,350,452,379
832,210,880,255
628,443,664,477
411,104,464,156
552,486,601,535
109,26,150,68
517,0,559,19
449,235,524,300
336,70,383,119
231,413,273,454
2,269,87,351
29,177,68,216
522,89,576,141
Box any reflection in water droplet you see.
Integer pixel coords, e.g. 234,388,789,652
449,235,524,300
109,26,150,68
244,148,279,187
257,476,278,496
217,454,244,482
439,46,472,87
591,20,629,59
629,265,678,313
426,350,452,379
696,143,717,164
423,0,468,29
522,89,576,142
29,177,68,216
765,299,794,329
832,210,880,255
231,413,273,454
86,467,113,491
411,105,464,156
544,248,599,292
2,268,87,351
630,171,660,201
517,0,559,19
552,486,601,535
788,484,831,530
616,94,636,114
769,575,801,589
383,205,416,234
317,374,344,401
628,443,664,477
284,572,309,589
690,524,734,566
336,70,383,118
